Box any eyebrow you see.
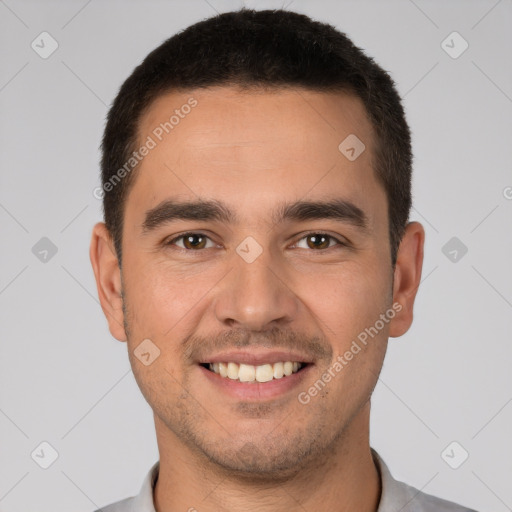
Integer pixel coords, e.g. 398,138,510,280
142,198,369,233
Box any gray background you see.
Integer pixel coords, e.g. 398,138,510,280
1,0,511,510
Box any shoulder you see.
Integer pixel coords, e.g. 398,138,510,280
372,449,478,512
391,478,478,512
91,460,159,512
92,496,135,512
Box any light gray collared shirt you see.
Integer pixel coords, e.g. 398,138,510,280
94,448,477,511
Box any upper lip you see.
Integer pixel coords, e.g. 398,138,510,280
199,350,314,366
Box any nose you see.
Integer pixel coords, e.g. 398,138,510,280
213,245,299,332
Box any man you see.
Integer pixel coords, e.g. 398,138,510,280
90,8,476,512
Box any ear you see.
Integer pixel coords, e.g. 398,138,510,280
388,221,425,338
89,222,127,341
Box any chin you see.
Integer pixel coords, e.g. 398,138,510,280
193,430,324,482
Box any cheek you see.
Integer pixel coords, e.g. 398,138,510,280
128,348,185,423
122,258,214,336
306,262,391,342
304,266,390,410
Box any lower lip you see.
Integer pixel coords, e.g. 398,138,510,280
198,364,312,401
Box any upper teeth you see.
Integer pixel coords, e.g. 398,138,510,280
208,361,303,382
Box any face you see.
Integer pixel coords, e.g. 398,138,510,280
91,86,423,479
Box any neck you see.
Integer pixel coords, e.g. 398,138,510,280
153,402,381,512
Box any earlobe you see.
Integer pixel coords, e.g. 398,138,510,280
89,222,127,341
388,221,425,338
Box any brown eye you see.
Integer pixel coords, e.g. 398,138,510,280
183,234,207,249
295,233,343,250
306,234,331,250
168,233,213,250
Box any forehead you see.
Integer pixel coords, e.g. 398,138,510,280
138,86,373,161
129,86,385,226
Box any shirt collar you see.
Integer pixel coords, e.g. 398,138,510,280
371,448,418,510
132,449,412,512
129,459,159,512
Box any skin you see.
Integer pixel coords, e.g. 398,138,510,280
90,86,424,512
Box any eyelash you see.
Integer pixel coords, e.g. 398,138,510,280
165,231,348,252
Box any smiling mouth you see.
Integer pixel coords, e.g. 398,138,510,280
200,361,307,383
